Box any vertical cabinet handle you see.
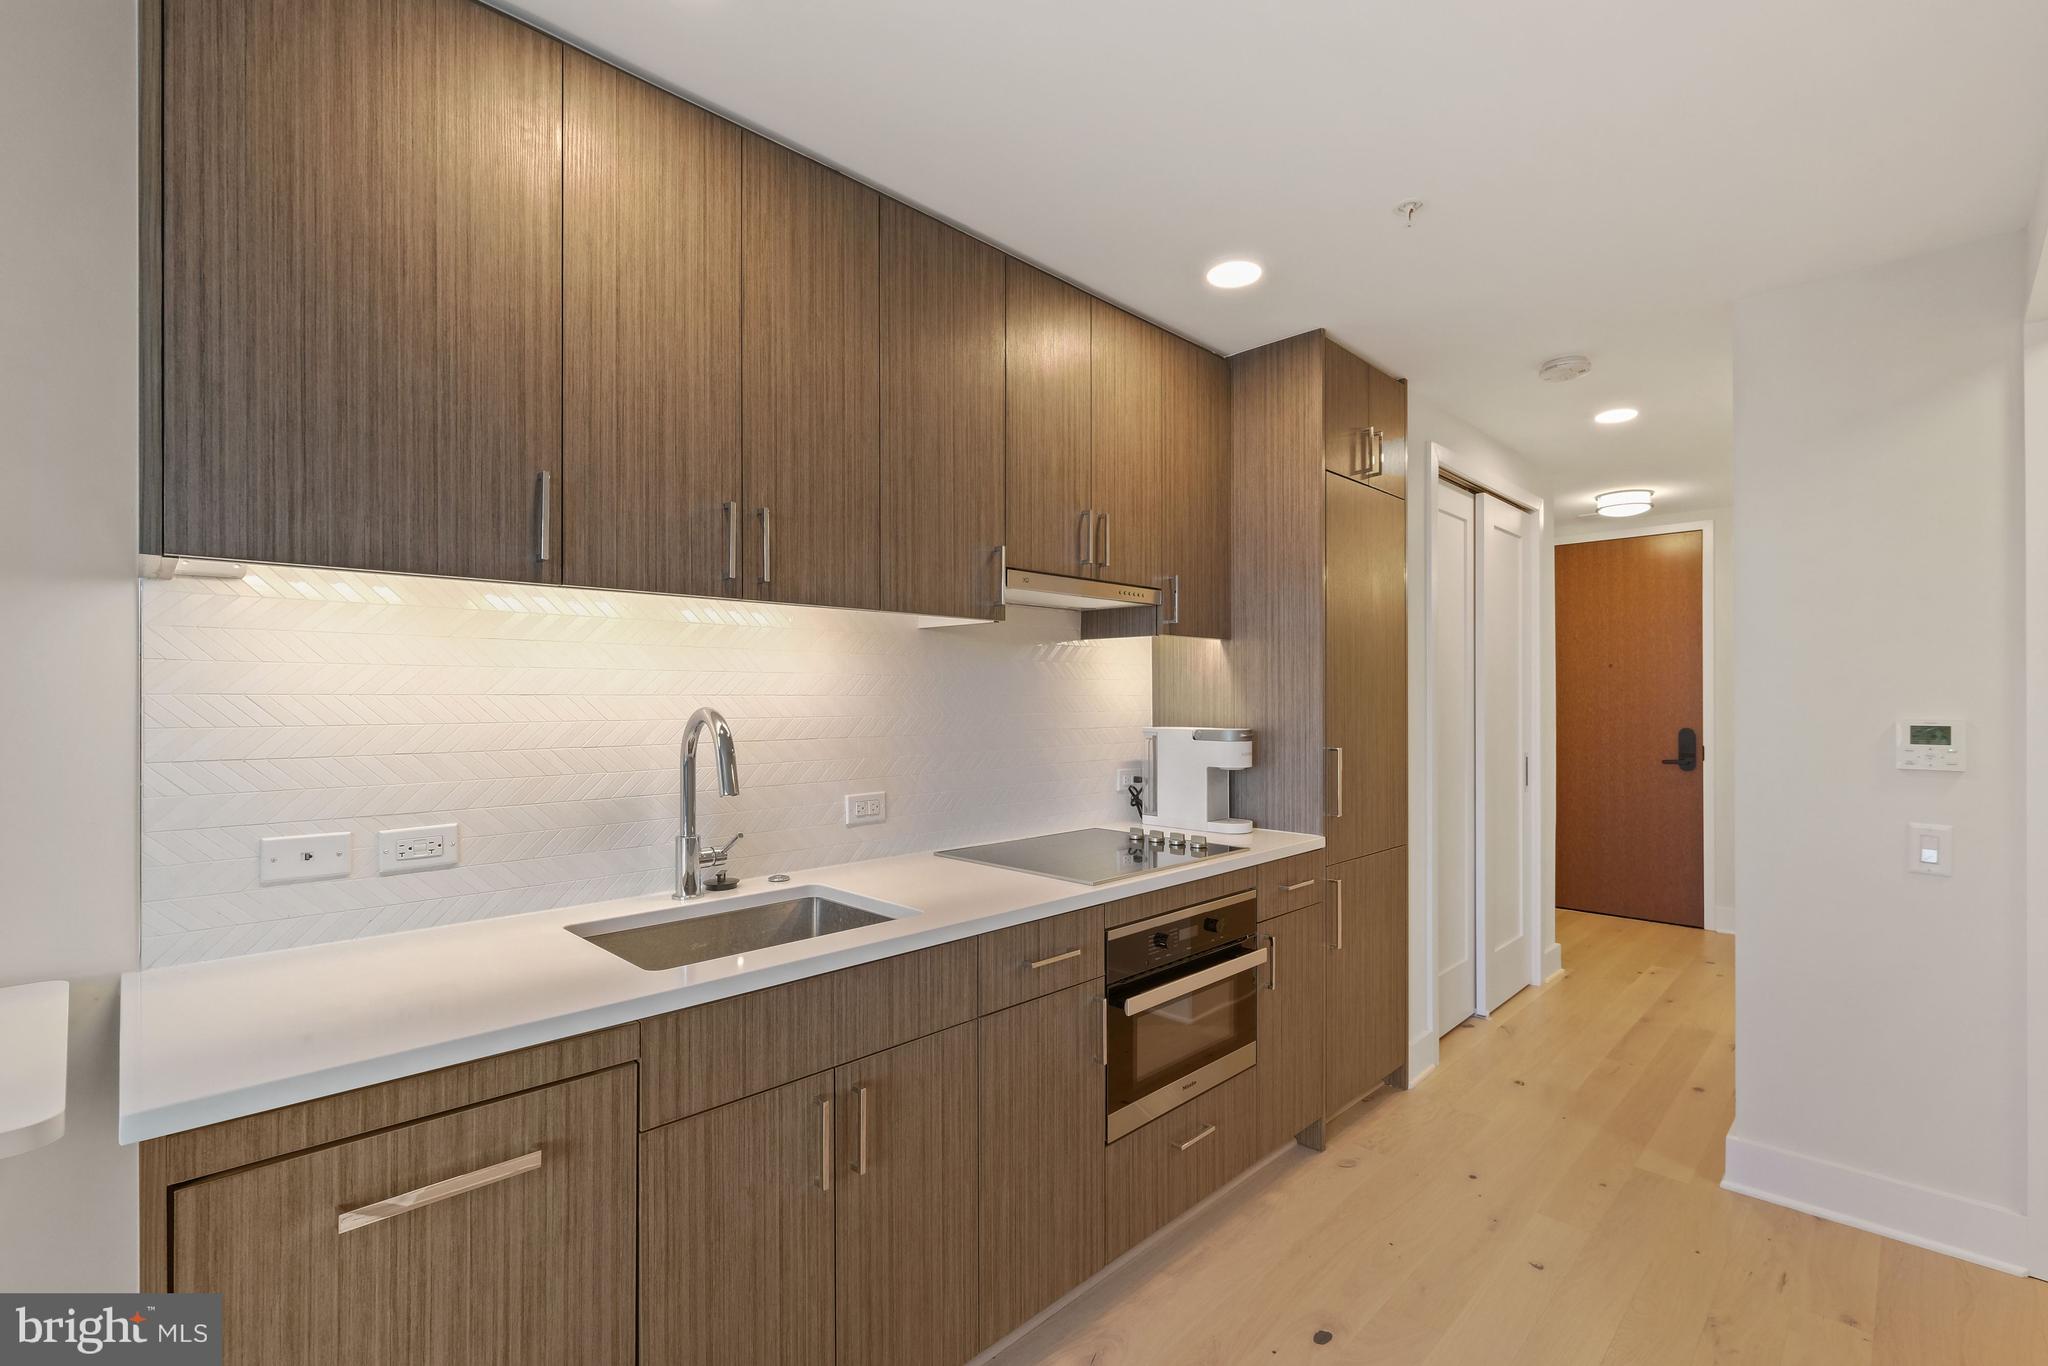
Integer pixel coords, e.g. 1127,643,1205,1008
1351,429,1365,479
534,472,552,563
1098,512,1111,568
1325,747,1345,818
1329,878,1344,951
1161,573,1181,627
1098,995,1109,1067
1079,509,1096,567
816,1094,832,1192
852,1085,870,1177
757,507,772,585
722,501,739,582
1261,931,1277,991
1367,427,1385,479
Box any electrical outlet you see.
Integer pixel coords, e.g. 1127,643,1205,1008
259,832,351,885
377,823,459,875
1116,768,1138,795
844,792,887,827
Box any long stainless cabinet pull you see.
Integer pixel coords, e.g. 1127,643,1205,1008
534,472,551,563
1098,995,1109,1067
1325,747,1345,818
722,501,739,581
1351,429,1365,479
1162,574,1181,627
1282,879,1317,893
1367,427,1385,479
852,1085,870,1176
1176,1124,1217,1153
337,1150,541,1234
1261,932,1277,991
1329,879,1344,951
1121,945,1267,1016
815,1095,833,1191
1028,947,1084,971
757,507,773,584
1098,512,1111,567
1079,509,1096,567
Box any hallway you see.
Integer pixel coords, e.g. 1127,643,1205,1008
988,911,2048,1364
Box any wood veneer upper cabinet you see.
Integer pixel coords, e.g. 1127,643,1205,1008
1323,849,1408,1110
640,1072,836,1366
1005,263,1095,576
976,981,1106,1347
834,1024,980,1366
562,51,742,597
1321,338,1407,497
1088,301,1172,587
1366,363,1409,497
1324,472,1409,863
161,0,563,582
741,135,881,610
173,1068,635,1366
878,203,1006,618
1160,338,1232,638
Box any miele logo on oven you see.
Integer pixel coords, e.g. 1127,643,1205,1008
3,1296,220,1362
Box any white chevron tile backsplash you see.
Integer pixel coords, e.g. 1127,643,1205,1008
140,566,1152,966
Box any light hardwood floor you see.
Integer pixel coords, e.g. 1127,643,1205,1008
986,909,2048,1365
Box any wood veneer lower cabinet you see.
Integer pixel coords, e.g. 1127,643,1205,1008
976,980,1107,1347
1323,847,1408,1113
835,1024,981,1366
1256,903,1329,1154
1102,1067,1258,1264
171,1067,635,1366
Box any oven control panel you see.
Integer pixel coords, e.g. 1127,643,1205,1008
1105,892,1258,985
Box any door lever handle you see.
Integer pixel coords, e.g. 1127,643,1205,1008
1660,726,1700,772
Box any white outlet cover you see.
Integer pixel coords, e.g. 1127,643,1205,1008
377,823,459,875
844,792,887,827
259,832,351,885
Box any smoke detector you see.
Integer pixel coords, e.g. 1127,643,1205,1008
1537,354,1592,384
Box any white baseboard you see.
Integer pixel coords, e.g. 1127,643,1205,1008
1542,941,1563,982
1708,902,1737,935
1722,1132,2029,1276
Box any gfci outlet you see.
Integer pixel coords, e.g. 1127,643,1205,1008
377,823,459,875
844,792,887,827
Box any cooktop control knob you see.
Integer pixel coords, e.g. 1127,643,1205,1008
1190,835,1209,854
1167,831,1187,851
1203,916,1221,934
1151,931,1171,950
1147,830,1167,849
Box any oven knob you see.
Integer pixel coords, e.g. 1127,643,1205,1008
1203,916,1220,934
1150,931,1170,950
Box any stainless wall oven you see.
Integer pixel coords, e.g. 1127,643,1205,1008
1104,889,1264,1142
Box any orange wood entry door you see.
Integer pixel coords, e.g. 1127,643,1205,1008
1554,531,1704,927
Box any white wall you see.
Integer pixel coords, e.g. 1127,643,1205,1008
1403,395,1553,1079
0,0,141,1291
1725,233,2032,1271
1554,506,1736,933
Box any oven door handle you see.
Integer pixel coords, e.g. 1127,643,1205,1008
1117,945,1269,1017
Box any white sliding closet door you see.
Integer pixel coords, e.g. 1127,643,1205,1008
1432,482,1478,1035
1476,493,1533,1012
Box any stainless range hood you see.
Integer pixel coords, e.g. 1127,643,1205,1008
1003,567,1162,612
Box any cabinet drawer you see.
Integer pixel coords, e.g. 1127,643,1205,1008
978,907,1104,1013
173,1067,636,1366
1102,1067,1258,1263
1256,851,1325,920
641,938,978,1128
1101,867,1255,930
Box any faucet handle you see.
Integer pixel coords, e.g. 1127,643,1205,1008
700,832,744,868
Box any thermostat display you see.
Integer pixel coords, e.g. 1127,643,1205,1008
1896,720,1965,771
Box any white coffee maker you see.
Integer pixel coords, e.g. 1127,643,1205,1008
1144,726,1255,834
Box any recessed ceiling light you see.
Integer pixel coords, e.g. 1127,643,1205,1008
1594,407,1639,425
1205,259,1263,289
1594,488,1654,517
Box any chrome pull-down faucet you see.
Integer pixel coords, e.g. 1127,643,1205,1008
676,707,741,899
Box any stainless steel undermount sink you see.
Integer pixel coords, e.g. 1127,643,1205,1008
574,895,894,971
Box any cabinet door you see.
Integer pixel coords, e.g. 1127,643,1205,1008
562,51,742,597
835,1024,980,1366
1102,1067,1258,1263
1088,302,1171,587
173,1068,634,1366
1160,337,1233,638
977,981,1106,1346
640,1073,836,1366
741,135,880,610
1005,263,1095,575
1366,363,1409,498
1323,849,1408,1113
1324,472,1409,862
879,202,1006,618
1257,903,1328,1153
1321,336,1374,483
162,0,562,582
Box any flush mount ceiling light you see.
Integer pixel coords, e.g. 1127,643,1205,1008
1204,259,1263,289
1537,354,1592,383
1594,489,1654,517
1594,407,1639,425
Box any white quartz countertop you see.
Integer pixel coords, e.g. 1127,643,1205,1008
120,827,1321,1143
1,980,70,1160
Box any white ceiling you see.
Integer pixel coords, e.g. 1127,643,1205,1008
507,0,2048,517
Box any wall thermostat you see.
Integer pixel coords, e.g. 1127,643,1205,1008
1895,720,1965,771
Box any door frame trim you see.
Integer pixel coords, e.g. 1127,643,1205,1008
1410,443,1548,1087
1552,517,1719,934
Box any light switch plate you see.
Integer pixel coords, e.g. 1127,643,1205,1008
259,832,351,885
1906,822,1953,877
844,792,886,827
377,823,459,874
